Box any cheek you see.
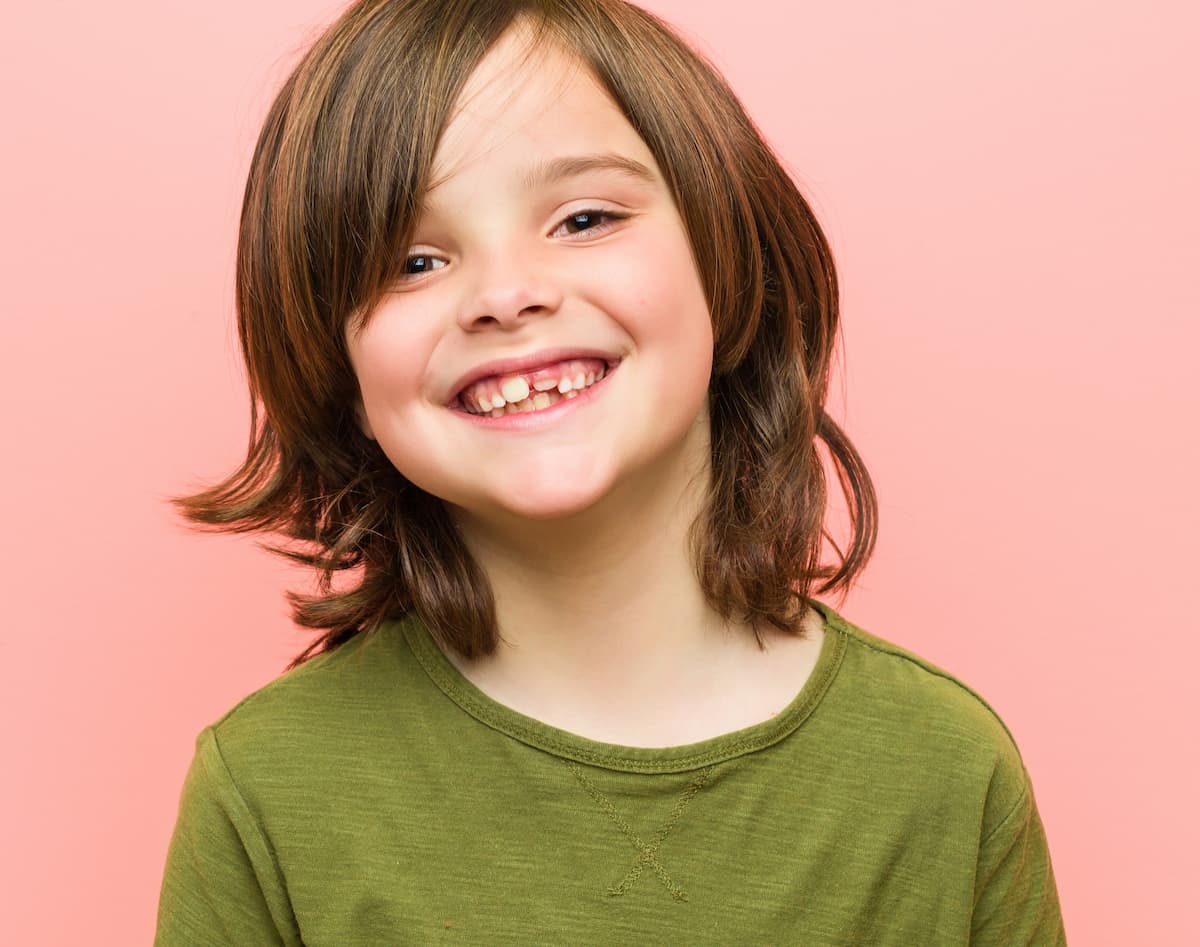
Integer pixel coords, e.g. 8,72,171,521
634,234,715,379
598,230,714,438
346,307,459,492
602,227,712,344
349,309,432,412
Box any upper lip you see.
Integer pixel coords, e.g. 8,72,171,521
446,347,622,405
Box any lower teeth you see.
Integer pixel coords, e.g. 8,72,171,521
484,386,583,417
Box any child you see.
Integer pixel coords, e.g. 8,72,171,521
156,0,1065,943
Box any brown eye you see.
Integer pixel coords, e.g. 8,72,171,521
551,209,627,238
567,212,601,232
402,255,446,277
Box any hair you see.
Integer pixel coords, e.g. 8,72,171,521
173,0,878,668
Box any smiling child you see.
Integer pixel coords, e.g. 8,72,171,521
156,1,1065,943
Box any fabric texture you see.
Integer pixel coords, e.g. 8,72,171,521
155,600,1066,945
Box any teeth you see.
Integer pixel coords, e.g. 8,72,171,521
500,377,530,403
460,360,615,415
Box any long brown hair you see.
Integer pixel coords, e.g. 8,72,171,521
173,0,878,668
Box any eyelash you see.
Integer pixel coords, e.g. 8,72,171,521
400,208,628,279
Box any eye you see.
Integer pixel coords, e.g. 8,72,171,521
400,254,447,278
550,209,627,238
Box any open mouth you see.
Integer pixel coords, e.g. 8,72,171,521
454,357,621,418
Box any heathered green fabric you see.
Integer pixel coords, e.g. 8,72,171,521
156,600,1065,945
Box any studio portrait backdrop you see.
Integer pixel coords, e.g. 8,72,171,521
1,0,1196,943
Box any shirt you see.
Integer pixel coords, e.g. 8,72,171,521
155,599,1066,944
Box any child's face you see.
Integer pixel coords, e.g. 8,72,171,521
346,27,714,526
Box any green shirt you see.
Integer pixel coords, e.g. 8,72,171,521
156,600,1065,944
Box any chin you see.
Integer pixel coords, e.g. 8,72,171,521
492,486,611,522
500,499,601,522
472,466,619,522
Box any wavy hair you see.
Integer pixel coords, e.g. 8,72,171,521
172,0,878,667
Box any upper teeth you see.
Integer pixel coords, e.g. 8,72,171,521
499,377,531,403
460,358,610,415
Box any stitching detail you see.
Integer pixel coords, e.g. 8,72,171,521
400,612,847,774
199,729,304,944
837,628,1024,756
566,761,716,902
980,777,1031,847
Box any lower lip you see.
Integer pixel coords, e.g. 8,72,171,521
450,361,620,432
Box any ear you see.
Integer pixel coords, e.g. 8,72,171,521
352,399,376,441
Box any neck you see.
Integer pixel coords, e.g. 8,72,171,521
446,417,755,705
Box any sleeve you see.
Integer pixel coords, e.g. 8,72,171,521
155,727,302,946
970,772,1067,946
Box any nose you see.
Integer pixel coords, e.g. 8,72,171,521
457,245,563,332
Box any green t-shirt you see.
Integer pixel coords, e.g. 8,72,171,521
156,600,1065,945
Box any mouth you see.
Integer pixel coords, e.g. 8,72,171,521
451,357,622,425
450,356,622,417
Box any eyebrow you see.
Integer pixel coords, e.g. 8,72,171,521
419,152,658,215
520,152,657,191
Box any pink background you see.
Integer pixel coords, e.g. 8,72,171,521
3,0,1196,942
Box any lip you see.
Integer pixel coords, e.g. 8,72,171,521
445,346,622,406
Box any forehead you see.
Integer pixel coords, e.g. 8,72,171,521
425,27,659,198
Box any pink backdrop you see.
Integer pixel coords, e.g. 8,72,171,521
3,0,1196,942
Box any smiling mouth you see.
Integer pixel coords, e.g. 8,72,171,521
455,358,619,417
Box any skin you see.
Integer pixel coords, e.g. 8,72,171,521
345,26,823,746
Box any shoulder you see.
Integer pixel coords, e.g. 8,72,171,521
824,604,1023,748
213,626,385,723
199,620,417,793
815,602,1033,829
